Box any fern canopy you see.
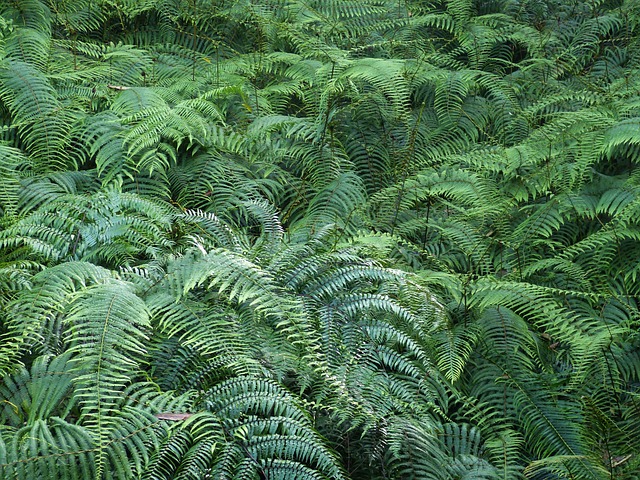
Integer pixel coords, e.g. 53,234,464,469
1,0,640,479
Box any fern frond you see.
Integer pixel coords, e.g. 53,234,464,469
0,59,75,170
0,419,96,480
0,144,27,218
66,281,151,477
0,261,113,375
291,171,366,236
0,353,75,426
198,377,346,480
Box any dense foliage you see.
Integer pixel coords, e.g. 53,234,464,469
1,0,639,478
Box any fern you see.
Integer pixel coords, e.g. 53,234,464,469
0,59,74,171
2,0,640,478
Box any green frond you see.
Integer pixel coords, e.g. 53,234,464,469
433,322,477,383
0,353,159,480
601,117,640,163
1,189,175,266
4,26,50,68
0,144,27,218
291,171,366,236
66,281,151,476
0,353,75,426
385,417,504,480
0,59,75,170
1,0,51,31
0,261,113,375
145,412,224,480
146,378,347,480
49,0,104,34
0,418,96,480
155,248,319,358
483,428,525,480
178,209,244,251
120,95,223,175
146,290,251,364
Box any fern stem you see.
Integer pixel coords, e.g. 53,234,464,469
421,199,431,250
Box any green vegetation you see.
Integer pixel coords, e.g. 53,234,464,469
1,0,639,478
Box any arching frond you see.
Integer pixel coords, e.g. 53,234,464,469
0,59,75,170
66,281,152,476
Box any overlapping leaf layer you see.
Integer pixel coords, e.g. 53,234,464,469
1,1,639,478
